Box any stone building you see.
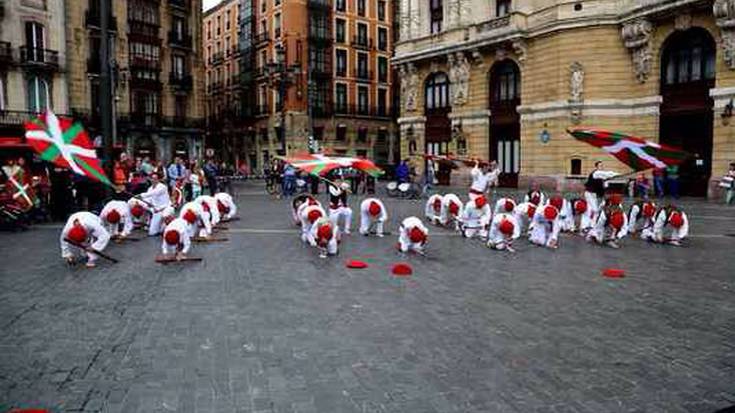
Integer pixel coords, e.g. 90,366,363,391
240,0,398,173
203,0,247,166
65,0,206,162
0,0,69,152
394,0,735,197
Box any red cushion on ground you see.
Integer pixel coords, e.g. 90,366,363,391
392,263,413,276
602,268,626,278
346,260,368,269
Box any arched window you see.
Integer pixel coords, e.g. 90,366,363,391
491,60,520,104
661,28,715,85
425,72,449,111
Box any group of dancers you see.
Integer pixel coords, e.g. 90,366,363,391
292,161,690,258
59,172,238,267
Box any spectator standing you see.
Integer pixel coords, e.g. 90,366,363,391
203,159,219,195
635,173,650,199
666,164,680,199
167,157,187,189
190,165,205,199
140,157,154,176
283,164,296,197
723,162,735,205
652,167,665,198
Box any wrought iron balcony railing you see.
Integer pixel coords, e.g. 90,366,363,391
19,47,59,70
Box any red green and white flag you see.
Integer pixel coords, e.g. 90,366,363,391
567,127,690,171
24,111,112,186
277,153,384,177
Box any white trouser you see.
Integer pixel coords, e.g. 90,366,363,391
148,212,164,236
584,191,599,222
529,223,556,247
578,211,595,232
329,207,352,233
359,214,384,235
463,225,487,239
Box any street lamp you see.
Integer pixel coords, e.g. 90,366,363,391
264,44,301,156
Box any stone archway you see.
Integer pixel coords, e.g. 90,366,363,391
659,27,715,197
488,59,521,188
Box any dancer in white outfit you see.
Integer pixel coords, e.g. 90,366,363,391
359,198,387,237
425,194,443,225
486,213,521,252
529,205,561,249
440,193,463,230
99,200,133,237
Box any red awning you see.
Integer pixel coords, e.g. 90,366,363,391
0,137,30,148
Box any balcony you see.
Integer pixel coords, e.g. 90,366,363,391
255,32,269,47
308,0,330,9
207,81,223,94
169,72,193,90
351,36,372,50
0,41,13,66
308,30,332,44
128,20,161,41
168,31,193,49
311,105,332,117
130,55,161,71
311,64,332,78
0,110,40,127
85,9,118,31
228,45,240,58
162,116,205,130
168,0,189,10
210,51,224,65
128,112,161,128
334,104,393,119
19,47,60,71
353,68,373,82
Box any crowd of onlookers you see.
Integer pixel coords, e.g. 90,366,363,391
0,152,251,230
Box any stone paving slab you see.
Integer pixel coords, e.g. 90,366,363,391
1,182,734,412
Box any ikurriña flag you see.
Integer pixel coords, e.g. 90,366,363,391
24,110,113,186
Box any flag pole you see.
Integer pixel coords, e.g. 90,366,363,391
100,0,114,183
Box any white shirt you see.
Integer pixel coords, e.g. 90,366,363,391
461,202,492,228
214,192,237,218
99,200,133,235
163,217,192,254
470,167,496,193
60,211,110,258
360,198,387,222
140,182,171,210
488,213,521,244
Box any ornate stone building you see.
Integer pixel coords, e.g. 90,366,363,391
395,0,735,197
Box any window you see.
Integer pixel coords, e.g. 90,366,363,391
172,55,185,77
357,0,365,16
336,0,346,12
335,83,348,112
217,16,221,35
662,29,716,85
313,126,324,141
274,13,281,38
336,19,346,43
173,17,186,42
336,125,347,140
378,56,388,82
357,52,368,78
425,72,449,110
336,49,347,76
430,0,443,34
25,22,45,62
0,74,6,110
133,90,159,118
377,88,387,116
175,95,187,119
492,61,520,102
378,27,388,51
378,0,386,20
261,50,267,68
570,158,582,176
261,0,266,13
312,82,329,115
226,10,231,30
309,47,328,73
358,86,369,114
496,0,510,17
310,15,329,39
275,0,281,5
207,22,212,39
357,129,368,142
357,23,368,45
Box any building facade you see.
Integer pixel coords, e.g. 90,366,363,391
394,0,735,197
64,0,206,162
0,0,69,151
203,0,247,166
239,0,398,173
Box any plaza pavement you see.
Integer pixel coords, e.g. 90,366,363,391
1,181,734,413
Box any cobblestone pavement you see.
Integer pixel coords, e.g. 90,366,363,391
1,182,735,413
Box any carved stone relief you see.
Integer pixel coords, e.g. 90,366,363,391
620,19,653,83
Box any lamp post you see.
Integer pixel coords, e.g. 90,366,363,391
264,44,301,156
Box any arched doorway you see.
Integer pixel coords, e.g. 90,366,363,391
489,59,521,187
424,72,452,184
659,27,715,196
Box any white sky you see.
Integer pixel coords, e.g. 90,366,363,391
203,0,221,11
